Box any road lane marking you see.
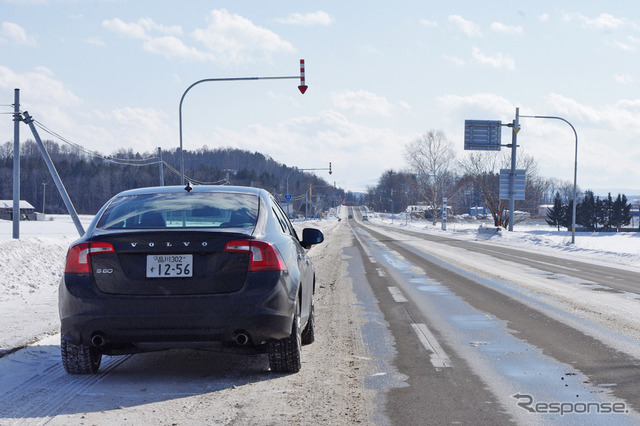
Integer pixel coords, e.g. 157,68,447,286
388,286,408,303
349,224,377,263
411,323,452,368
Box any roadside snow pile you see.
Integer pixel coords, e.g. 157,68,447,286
0,237,72,301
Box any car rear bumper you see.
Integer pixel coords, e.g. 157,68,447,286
59,272,296,354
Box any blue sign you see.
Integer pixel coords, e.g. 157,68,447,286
464,120,502,151
499,169,526,200
284,194,292,202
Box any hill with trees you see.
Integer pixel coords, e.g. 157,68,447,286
0,141,356,216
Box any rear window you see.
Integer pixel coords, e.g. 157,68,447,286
96,192,258,230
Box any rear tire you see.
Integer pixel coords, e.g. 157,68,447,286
61,338,102,374
268,301,302,373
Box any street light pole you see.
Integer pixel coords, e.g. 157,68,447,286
178,60,307,185
521,114,578,244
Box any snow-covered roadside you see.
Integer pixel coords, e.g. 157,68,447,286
369,213,640,269
0,216,91,353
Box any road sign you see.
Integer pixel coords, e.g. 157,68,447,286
464,120,502,151
284,194,292,202
499,169,526,200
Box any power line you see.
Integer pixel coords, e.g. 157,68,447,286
33,119,160,165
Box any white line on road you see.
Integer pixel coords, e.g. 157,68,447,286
388,286,408,303
411,323,452,368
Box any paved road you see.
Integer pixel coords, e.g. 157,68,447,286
348,208,640,425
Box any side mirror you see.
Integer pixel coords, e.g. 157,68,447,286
301,228,324,249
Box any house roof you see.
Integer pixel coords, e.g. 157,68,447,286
0,200,35,209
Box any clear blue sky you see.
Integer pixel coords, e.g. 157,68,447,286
1,1,639,195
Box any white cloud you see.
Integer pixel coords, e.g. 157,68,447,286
102,17,182,39
448,15,482,37
331,90,394,116
614,74,633,84
444,55,465,66
539,13,550,22
578,13,624,30
545,93,640,133
419,19,438,28
1,22,36,46
85,37,105,47
143,36,211,61
102,107,173,152
192,9,295,64
490,22,523,35
612,40,635,51
436,93,514,118
0,65,80,107
276,11,335,26
103,18,146,39
472,47,514,70
103,11,294,65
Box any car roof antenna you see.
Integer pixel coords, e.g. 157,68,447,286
184,181,193,193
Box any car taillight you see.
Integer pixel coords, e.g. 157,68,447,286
65,242,115,274
224,240,287,272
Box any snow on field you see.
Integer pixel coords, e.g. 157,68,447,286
370,212,640,267
1,211,639,355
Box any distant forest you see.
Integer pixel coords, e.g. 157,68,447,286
0,140,354,215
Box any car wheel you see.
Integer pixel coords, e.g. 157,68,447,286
301,301,315,345
268,299,302,373
61,338,102,374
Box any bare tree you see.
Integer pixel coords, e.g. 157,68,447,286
405,130,456,224
460,150,544,228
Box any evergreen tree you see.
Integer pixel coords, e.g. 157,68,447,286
546,192,565,231
561,199,574,231
577,191,598,231
610,193,632,231
597,194,612,230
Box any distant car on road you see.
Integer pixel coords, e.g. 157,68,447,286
348,214,353,219
59,185,324,374
362,215,368,221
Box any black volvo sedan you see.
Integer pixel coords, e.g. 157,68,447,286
59,185,323,374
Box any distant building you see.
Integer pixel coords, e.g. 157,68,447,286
538,204,554,218
0,200,36,220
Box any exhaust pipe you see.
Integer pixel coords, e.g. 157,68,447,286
234,332,250,346
91,333,106,347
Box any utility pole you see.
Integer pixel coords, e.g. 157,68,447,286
22,111,85,236
158,147,164,186
508,108,520,232
12,89,20,239
42,182,47,215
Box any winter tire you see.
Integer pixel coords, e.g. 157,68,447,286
268,300,302,373
61,338,102,374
